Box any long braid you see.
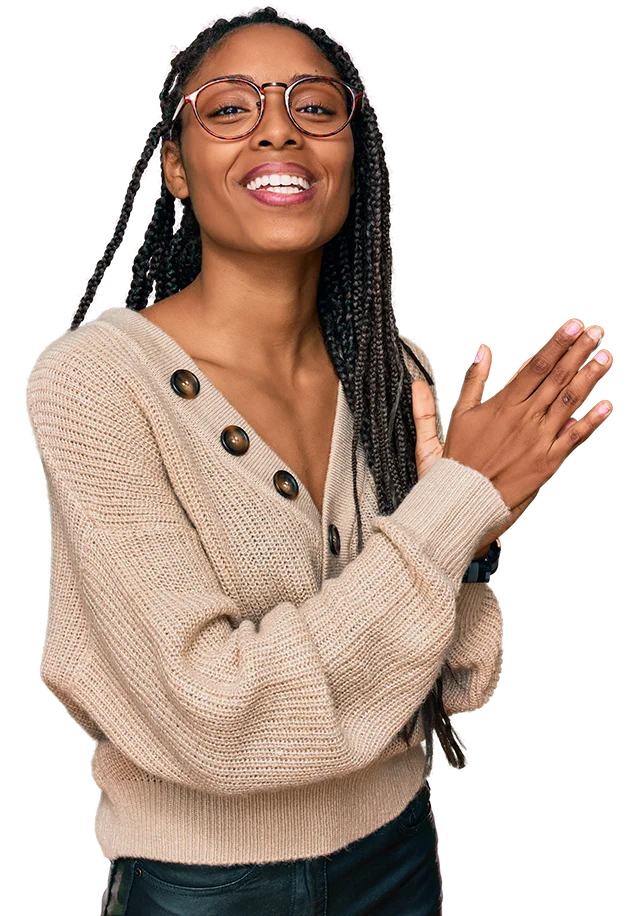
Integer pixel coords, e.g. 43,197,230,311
69,122,164,329
128,175,175,308
147,183,176,301
179,203,202,291
68,5,467,778
160,203,183,299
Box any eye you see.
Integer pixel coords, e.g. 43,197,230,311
296,100,337,117
208,104,246,118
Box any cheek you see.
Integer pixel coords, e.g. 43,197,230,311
182,148,245,235
181,136,235,201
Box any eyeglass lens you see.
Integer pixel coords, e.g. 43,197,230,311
195,78,352,138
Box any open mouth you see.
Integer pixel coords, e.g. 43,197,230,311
239,173,318,206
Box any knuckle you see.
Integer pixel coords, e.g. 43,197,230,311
560,386,580,408
554,328,575,347
567,424,583,447
550,362,571,386
530,353,552,375
532,449,548,474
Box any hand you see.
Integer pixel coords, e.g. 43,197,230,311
412,377,539,554
470,351,588,557
440,319,612,509
411,330,608,546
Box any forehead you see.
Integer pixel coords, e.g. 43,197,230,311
184,23,340,93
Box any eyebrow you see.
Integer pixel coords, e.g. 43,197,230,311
205,72,333,82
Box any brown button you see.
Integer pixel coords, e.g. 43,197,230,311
273,470,299,500
220,425,250,455
328,524,341,556
170,369,200,399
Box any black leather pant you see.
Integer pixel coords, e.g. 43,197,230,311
101,781,443,915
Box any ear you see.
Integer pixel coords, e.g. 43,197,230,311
161,140,190,200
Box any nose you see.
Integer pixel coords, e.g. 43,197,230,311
251,83,302,146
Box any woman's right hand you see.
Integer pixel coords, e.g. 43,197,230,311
442,318,613,510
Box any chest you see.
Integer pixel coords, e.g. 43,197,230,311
192,359,339,518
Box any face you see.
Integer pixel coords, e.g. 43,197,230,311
162,23,356,256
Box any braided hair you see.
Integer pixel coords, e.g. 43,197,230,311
68,5,467,778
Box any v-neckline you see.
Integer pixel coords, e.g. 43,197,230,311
100,306,344,525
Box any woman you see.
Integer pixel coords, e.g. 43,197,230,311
25,7,612,915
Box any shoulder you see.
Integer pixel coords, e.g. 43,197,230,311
26,313,147,405
25,315,148,446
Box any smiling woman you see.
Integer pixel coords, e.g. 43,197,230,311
23,6,524,915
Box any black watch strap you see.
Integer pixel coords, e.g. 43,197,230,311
462,539,501,583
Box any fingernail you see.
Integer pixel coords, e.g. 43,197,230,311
563,318,583,334
474,345,484,363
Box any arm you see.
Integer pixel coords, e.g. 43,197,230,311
26,332,510,796
401,335,506,715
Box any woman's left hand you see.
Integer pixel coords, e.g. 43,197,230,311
411,358,581,558
468,354,579,560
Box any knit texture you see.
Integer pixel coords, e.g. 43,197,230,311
25,306,511,866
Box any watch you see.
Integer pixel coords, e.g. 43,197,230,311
462,539,501,583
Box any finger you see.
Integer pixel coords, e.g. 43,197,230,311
506,317,586,402
412,379,442,452
507,356,533,385
454,344,493,413
503,336,600,388
549,397,612,464
556,418,576,439
411,379,442,475
533,324,606,418
412,378,436,426
546,345,612,436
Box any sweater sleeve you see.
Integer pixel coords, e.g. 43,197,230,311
400,334,506,715
26,337,511,796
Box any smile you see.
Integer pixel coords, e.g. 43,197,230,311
239,178,318,207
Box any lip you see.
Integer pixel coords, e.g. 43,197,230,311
239,181,318,207
239,160,318,187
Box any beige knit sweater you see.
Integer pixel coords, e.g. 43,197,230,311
25,305,511,866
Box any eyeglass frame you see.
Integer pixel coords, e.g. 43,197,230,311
169,76,363,142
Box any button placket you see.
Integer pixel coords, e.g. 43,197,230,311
170,368,318,518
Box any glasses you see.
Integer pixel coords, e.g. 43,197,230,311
170,76,363,141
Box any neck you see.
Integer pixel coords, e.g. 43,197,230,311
174,241,327,382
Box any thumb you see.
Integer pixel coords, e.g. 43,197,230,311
455,343,492,412
411,379,443,477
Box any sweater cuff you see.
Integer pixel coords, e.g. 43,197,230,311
377,457,511,585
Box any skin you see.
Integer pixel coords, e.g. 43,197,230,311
412,342,600,560
146,23,356,514
158,20,355,370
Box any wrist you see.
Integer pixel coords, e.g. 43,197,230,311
472,537,501,562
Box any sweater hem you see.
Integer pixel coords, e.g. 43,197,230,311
94,744,427,866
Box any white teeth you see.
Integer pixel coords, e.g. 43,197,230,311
264,186,304,194
245,173,311,191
